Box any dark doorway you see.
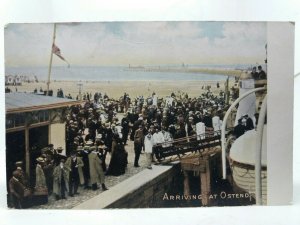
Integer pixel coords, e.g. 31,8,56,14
29,126,49,185
6,130,25,191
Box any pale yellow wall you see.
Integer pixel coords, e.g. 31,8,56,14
49,122,66,155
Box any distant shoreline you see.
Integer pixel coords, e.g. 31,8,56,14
38,79,228,83
7,79,233,99
124,67,243,77
5,65,246,83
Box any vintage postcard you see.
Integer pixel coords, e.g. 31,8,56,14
4,21,293,209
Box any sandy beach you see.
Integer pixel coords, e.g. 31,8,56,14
7,79,233,99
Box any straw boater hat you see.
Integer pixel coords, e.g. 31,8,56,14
96,134,102,139
15,161,23,170
77,146,83,151
36,157,45,163
15,161,23,167
90,146,96,151
83,146,90,151
86,140,93,146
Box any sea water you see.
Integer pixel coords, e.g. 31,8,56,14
5,64,260,82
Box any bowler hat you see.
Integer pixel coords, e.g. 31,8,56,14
56,147,63,153
70,151,77,156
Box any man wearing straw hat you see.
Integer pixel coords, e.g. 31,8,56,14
9,170,32,208
65,151,84,196
53,159,69,200
14,161,29,187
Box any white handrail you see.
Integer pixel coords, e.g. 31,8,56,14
255,95,267,205
221,87,266,179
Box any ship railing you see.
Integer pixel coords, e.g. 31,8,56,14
221,87,267,179
221,87,267,206
255,94,267,205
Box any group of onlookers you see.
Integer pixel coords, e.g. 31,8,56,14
9,88,231,208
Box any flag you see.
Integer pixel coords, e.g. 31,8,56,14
52,43,70,67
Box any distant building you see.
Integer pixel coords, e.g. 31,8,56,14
5,75,14,85
5,75,23,86
15,75,22,85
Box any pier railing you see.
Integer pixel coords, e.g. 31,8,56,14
153,130,222,160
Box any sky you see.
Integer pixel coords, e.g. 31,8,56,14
4,21,267,67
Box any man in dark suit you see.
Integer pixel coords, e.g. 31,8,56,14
134,125,144,167
121,113,130,145
244,114,254,131
258,65,267,79
65,151,84,196
234,119,245,138
251,66,259,80
77,146,91,189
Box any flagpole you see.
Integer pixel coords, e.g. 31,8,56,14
46,23,57,96
265,43,267,75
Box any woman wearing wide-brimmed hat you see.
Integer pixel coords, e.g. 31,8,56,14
33,157,48,205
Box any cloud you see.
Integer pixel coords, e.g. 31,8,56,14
4,22,267,67
4,23,53,66
212,22,267,63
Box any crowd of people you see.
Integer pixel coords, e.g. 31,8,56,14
32,87,73,99
7,64,269,208
9,88,232,208
64,89,228,169
8,141,112,209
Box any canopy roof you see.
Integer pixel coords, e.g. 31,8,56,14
6,92,81,114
